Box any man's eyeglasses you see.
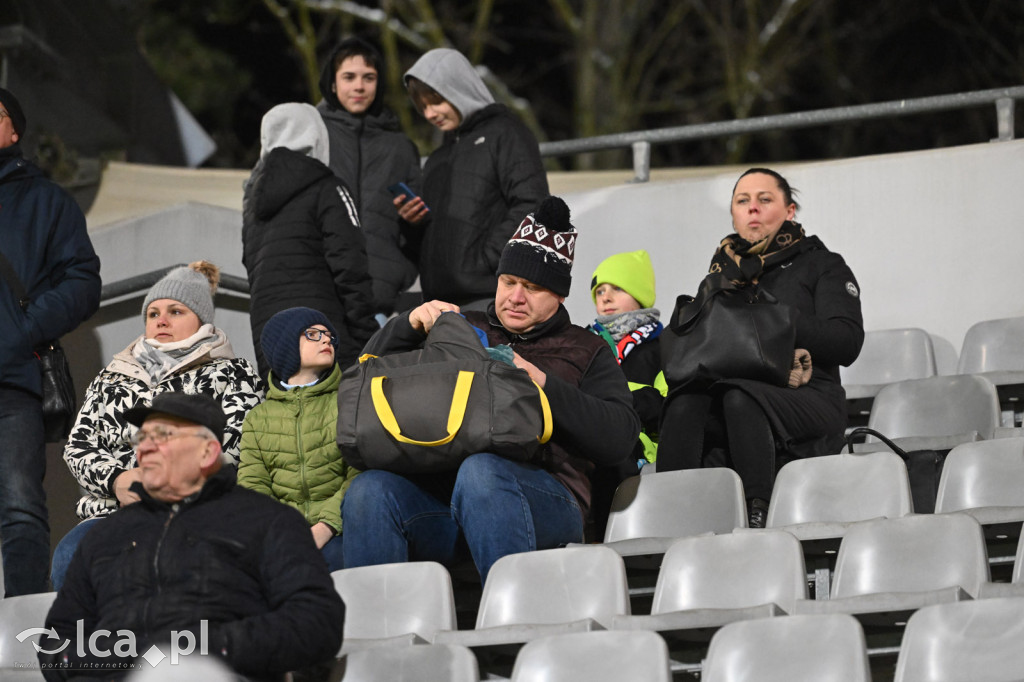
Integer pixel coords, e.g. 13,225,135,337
130,425,207,447
0,111,8,123
303,328,337,346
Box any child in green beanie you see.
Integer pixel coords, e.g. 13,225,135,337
588,249,666,465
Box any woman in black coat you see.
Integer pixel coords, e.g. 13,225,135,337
658,168,864,527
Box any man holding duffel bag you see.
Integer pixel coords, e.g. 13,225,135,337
340,196,640,583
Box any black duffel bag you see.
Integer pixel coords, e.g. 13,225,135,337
337,313,552,474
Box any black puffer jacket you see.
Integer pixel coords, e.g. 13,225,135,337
409,104,549,305
40,467,344,681
317,41,421,315
242,147,377,374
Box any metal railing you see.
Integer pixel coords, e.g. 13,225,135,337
100,265,250,303
538,86,1024,182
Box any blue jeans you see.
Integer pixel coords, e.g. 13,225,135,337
321,536,344,573
0,387,51,595
51,517,102,592
342,453,584,583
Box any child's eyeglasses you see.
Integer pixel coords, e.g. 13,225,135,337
303,328,337,346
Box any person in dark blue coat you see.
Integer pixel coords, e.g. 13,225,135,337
0,87,101,595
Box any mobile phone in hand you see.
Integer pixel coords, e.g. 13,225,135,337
387,182,428,210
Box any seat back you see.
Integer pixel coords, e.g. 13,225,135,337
475,546,630,629
336,643,479,682
702,614,871,682
510,630,671,682
331,561,457,640
126,654,238,681
935,437,1024,512
867,375,1001,441
830,514,990,599
603,468,747,543
893,597,1024,682
841,328,936,386
651,530,807,615
0,592,57,668
768,451,913,527
958,316,1024,374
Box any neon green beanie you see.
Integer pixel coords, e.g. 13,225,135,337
590,250,656,309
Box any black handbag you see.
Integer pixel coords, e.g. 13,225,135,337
337,313,553,474
661,272,796,390
0,253,77,442
846,427,946,514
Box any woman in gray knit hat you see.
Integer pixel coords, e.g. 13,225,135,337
50,260,265,590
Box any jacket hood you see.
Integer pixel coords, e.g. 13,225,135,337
318,37,387,117
260,102,330,165
404,48,494,124
248,148,334,221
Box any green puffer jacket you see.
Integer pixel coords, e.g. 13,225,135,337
238,364,359,534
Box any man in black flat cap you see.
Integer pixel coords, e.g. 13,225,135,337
39,393,344,682
0,86,101,596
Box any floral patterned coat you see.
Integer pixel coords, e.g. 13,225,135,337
63,329,265,520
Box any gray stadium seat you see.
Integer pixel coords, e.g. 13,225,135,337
958,316,1024,428
862,374,1002,450
0,591,57,681
510,630,671,682
600,468,747,556
893,597,1024,682
333,643,479,682
611,530,807,662
432,545,629,666
935,437,1024,579
331,561,457,655
768,450,914,599
842,328,936,400
126,654,238,681
701,614,871,682
793,513,990,631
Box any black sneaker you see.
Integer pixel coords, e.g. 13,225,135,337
748,498,769,529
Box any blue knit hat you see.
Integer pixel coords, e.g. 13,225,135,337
260,307,337,381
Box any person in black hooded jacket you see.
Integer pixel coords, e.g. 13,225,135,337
395,48,549,309
317,37,422,319
242,102,377,376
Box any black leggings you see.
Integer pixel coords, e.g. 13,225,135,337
658,388,777,501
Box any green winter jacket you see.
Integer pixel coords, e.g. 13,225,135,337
238,364,359,534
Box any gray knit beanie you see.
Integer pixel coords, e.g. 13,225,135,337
142,261,220,325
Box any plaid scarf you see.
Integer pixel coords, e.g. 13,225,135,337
709,220,805,285
591,308,662,365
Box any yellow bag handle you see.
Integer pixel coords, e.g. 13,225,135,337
371,371,474,446
534,381,553,444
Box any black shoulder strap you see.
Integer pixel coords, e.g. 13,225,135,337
0,249,30,310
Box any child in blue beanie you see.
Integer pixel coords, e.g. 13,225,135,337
238,306,358,571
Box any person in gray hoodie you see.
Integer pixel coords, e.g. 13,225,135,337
395,48,549,310
318,38,422,320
